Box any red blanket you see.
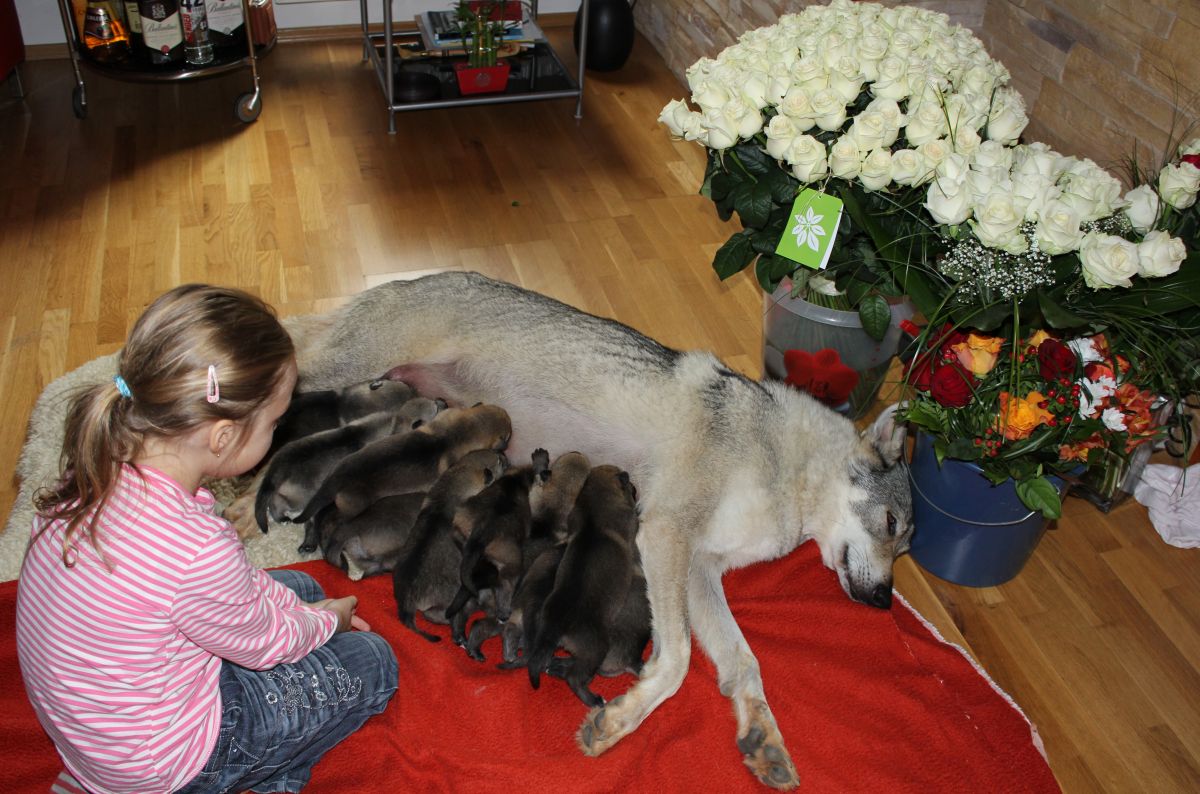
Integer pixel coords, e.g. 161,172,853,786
0,543,1058,793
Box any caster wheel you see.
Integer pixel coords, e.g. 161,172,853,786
234,92,261,123
72,85,87,119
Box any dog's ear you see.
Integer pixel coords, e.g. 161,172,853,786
861,402,907,465
434,397,449,411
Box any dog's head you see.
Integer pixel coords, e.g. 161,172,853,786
825,404,913,610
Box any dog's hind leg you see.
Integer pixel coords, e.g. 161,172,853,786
688,561,799,790
576,512,692,757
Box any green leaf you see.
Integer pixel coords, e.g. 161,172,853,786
755,254,797,292
732,143,774,176
762,169,800,204
945,437,979,460
1037,289,1089,329
1016,476,1062,519
734,181,776,229
712,233,756,280
708,172,735,203
750,227,786,254
858,293,891,341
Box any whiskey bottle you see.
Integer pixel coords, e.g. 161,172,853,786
205,0,245,52
180,0,214,64
82,0,131,63
138,0,184,64
122,0,143,51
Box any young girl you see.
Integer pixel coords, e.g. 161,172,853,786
15,285,398,794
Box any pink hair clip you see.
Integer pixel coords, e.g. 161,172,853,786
206,365,220,404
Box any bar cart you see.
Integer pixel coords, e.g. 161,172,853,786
55,0,275,122
359,0,589,134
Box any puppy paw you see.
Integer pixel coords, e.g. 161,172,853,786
737,717,799,790
224,492,260,540
575,695,630,757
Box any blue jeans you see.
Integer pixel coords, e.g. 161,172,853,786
176,570,398,793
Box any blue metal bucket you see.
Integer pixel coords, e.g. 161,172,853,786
908,433,1065,587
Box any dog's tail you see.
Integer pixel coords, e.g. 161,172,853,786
524,607,563,690
291,470,339,525
391,513,443,643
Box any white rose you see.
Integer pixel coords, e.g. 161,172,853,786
1034,199,1085,255
848,110,889,151
787,135,829,183
965,166,1005,205
659,99,702,139
1013,142,1067,182
1158,162,1200,209
829,56,866,103
918,138,954,173
936,152,971,183
778,88,817,131
1079,232,1140,289
1014,179,1061,222
890,148,928,186
791,57,829,93
1060,168,1125,222
829,136,863,180
765,114,800,161
725,97,765,139
925,176,972,225
986,91,1028,145
1122,184,1160,233
739,73,770,111
871,54,912,101
811,88,849,132
903,101,950,146
1137,230,1186,278
857,34,890,81
971,140,1014,171
1182,138,1200,157
692,80,732,114
765,61,793,106
858,149,894,191
866,97,906,134
951,125,982,157
970,190,1028,254
699,109,739,149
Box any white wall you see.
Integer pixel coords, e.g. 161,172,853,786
16,0,580,47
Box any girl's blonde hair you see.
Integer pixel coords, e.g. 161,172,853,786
34,284,295,565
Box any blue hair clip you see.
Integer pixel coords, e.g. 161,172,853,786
113,375,132,399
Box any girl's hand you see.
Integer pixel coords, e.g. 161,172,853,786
310,596,371,633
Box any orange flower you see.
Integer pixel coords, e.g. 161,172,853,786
1114,383,1158,447
952,333,1003,376
1026,330,1051,351
997,391,1054,441
1059,433,1105,463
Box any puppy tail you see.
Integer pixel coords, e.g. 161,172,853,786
525,622,558,690
292,474,337,525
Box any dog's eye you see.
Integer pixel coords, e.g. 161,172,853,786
886,511,897,537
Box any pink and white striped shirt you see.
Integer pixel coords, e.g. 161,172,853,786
16,465,339,794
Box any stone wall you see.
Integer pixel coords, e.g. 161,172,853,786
634,0,1198,179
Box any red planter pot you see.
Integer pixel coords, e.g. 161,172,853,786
454,62,510,95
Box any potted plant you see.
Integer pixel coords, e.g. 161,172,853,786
452,0,522,95
657,0,1029,414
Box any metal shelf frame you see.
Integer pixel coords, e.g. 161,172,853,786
359,0,589,134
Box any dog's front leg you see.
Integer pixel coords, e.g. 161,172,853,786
576,512,692,757
689,561,799,790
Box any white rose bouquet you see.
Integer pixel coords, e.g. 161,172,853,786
660,0,1199,497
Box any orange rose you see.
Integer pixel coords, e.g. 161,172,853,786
952,333,1003,376
1026,330,1051,350
997,390,1054,441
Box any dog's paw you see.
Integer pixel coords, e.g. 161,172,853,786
737,723,799,790
575,695,630,757
224,492,260,540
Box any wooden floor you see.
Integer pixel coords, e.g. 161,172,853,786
2,27,1198,793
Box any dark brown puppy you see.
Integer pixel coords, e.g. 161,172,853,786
525,465,641,707
269,376,415,455
529,450,591,542
482,536,564,665
293,404,512,524
392,449,509,642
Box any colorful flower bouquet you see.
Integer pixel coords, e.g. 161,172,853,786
658,0,1200,515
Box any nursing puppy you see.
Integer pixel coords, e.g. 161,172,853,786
482,537,564,665
392,449,509,642
293,403,512,525
270,376,415,454
255,396,442,541
319,492,426,580
445,450,545,629
294,271,913,790
529,450,591,542
525,465,641,707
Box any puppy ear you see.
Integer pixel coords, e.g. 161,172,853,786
410,419,424,429
434,397,449,411
369,379,385,390
483,468,496,486
861,402,907,465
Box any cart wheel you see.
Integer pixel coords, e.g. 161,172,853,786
234,92,261,123
72,85,87,119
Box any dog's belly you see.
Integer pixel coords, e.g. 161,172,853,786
699,470,804,569
385,362,652,474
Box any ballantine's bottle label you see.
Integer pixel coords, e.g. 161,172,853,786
206,0,243,36
142,2,183,53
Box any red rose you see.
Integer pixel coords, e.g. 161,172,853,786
929,361,977,408
904,323,966,391
1037,338,1076,382
1182,154,1200,169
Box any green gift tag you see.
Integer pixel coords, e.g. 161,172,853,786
776,188,844,270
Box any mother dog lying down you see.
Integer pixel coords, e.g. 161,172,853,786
294,271,913,790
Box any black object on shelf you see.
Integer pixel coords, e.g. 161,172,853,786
572,0,633,72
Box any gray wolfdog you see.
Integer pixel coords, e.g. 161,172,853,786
293,271,913,790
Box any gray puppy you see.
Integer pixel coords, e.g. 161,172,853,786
294,404,512,525
392,449,509,642
525,465,642,707
318,491,426,580
270,376,415,454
